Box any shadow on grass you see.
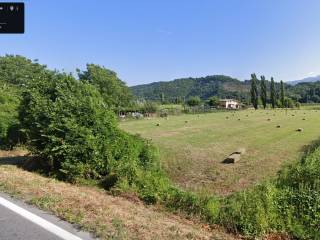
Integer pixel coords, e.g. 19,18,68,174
0,153,51,176
299,137,320,160
0,155,32,166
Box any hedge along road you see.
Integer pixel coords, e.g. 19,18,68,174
0,193,94,240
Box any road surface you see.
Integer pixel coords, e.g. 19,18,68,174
0,193,94,240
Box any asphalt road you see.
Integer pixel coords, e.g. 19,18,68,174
0,193,94,240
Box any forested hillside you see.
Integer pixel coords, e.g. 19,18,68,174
131,75,250,102
131,75,320,103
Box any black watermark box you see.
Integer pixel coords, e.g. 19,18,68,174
0,2,24,33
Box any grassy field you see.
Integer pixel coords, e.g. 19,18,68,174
120,109,320,195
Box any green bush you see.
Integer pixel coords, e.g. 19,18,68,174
218,145,320,239
187,96,201,106
19,72,158,184
0,86,20,148
275,147,320,239
219,183,281,236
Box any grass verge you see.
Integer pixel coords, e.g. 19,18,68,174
0,150,238,240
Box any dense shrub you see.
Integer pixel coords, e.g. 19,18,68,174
218,145,320,239
187,96,201,106
0,86,20,148
219,184,282,236
275,147,320,239
19,72,157,183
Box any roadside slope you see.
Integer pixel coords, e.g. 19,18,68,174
0,150,238,240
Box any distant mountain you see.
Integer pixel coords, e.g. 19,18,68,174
130,75,251,101
287,75,320,85
130,75,320,103
130,75,290,103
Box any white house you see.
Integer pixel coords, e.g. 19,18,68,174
219,99,240,109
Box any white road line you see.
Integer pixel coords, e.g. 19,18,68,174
0,197,83,240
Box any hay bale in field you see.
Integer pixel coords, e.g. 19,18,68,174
276,125,281,128
223,153,241,164
234,148,246,155
297,128,303,132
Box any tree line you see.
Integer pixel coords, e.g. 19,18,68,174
250,73,298,109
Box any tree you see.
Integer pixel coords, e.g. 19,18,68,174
280,80,285,107
208,96,220,107
0,55,47,87
19,72,156,181
78,64,132,110
160,93,165,104
284,97,294,108
270,77,276,109
187,96,201,106
250,73,259,109
260,76,267,109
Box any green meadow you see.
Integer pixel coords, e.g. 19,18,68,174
120,108,320,195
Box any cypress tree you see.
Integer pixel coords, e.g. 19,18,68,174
250,73,258,109
260,75,267,109
160,92,165,104
270,77,276,109
280,80,285,107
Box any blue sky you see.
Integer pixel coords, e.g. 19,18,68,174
1,0,320,86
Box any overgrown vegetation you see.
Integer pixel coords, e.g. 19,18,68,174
218,144,320,239
1,54,320,239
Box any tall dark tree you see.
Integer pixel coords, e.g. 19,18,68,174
160,92,165,104
260,75,267,109
250,73,259,109
280,80,285,107
270,77,276,109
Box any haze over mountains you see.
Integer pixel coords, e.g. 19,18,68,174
287,75,320,85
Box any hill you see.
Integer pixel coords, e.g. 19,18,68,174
130,75,251,102
130,75,320,103
287,75,320,85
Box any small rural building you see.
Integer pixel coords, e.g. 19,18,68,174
219,99,240,109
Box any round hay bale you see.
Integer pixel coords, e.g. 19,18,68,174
297,128,303,132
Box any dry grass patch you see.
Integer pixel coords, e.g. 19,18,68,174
0,151,238,240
